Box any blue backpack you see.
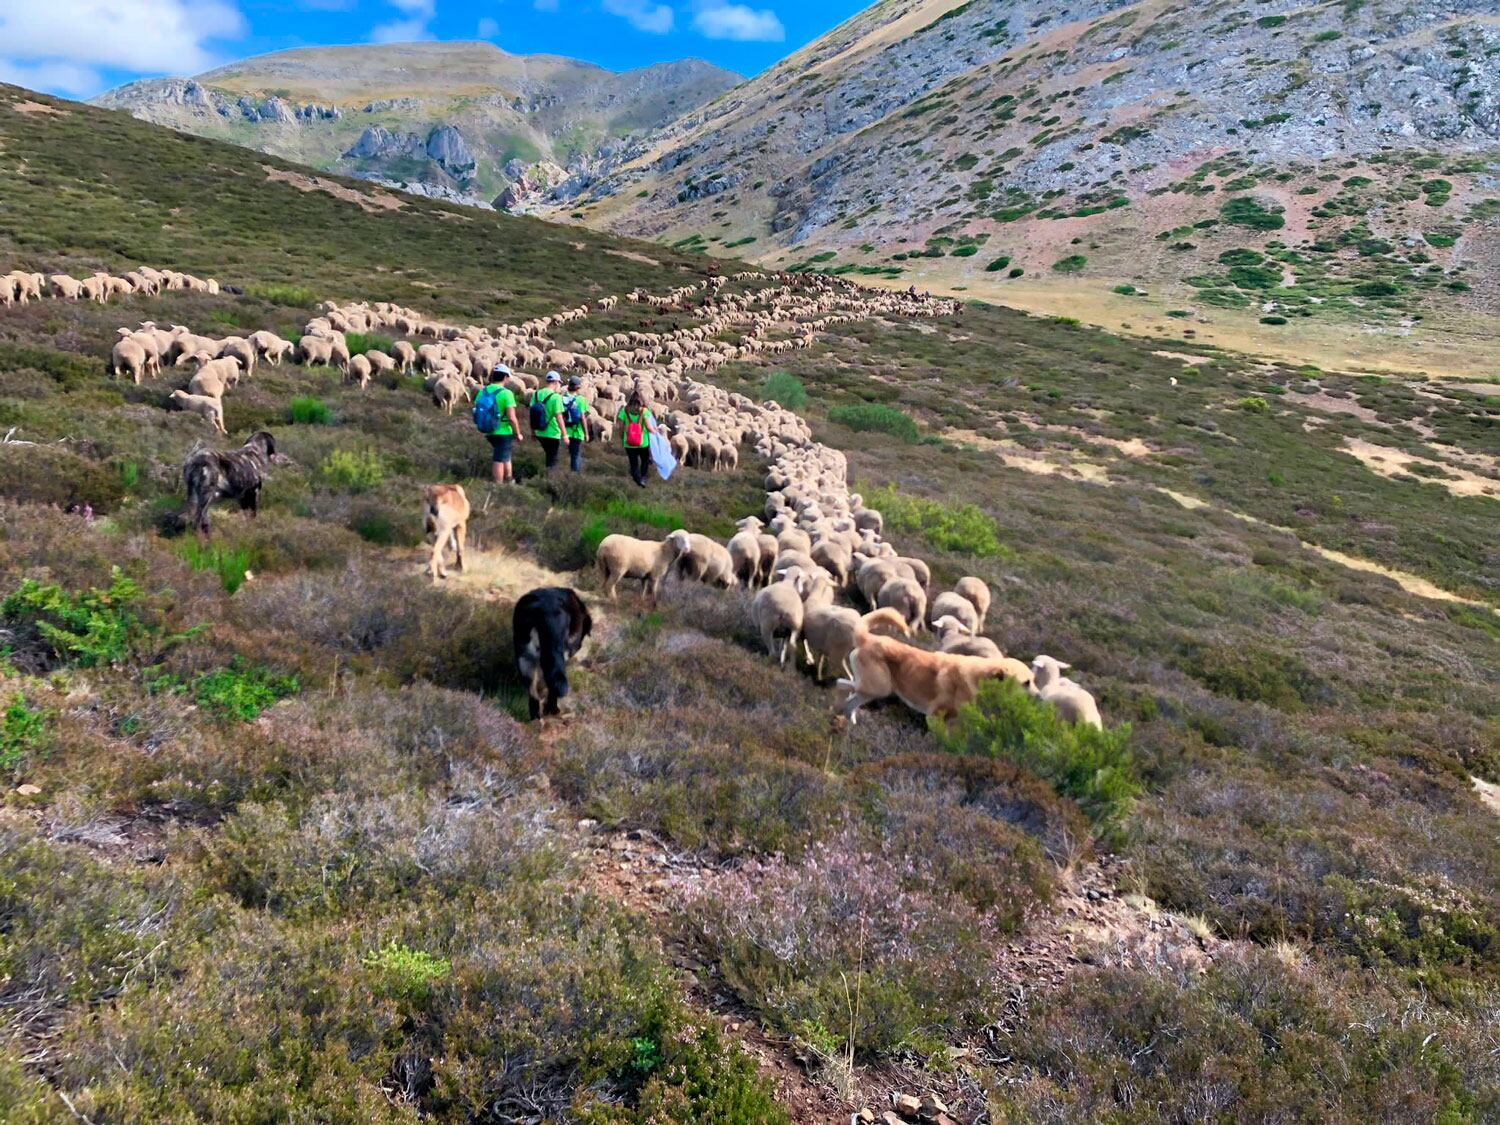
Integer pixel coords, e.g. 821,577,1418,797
473,385,501,434
562,394,584,429
529,390,554,434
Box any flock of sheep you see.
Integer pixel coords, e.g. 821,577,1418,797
52,257,1101,730
3,266,219,307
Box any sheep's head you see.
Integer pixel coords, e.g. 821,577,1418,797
933,615,972,639
667,530,693,558
1031,655,1069,688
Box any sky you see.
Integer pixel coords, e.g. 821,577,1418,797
0,0,872,100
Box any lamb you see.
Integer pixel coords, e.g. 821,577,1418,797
677,533,736,589
954,577,992,630
876,575,928,633
596,529,692,603
929,591,980,637
1030,655,1103,729
750,567,808,666
801,605,910,682
167,389,227,434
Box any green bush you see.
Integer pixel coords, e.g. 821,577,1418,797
1008,267,1025,278
363,940,451,1005
0,692,48,775
935,678,1138,840
827,402,919,442
288,396,334,425
319,448,386,492
246,283,316,306
0,568,180,669
762,371,808,411
1232,394,1272,411
176,539,256,593
1052,254,1088,273
951,244,979,257
862,484,1004,557
184,660,300,723
343,333,394,357
1259,315,1289,325
1221,196,1286,230
985,255,1012,272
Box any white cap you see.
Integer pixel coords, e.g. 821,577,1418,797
545,371,561,383
492,362,512,376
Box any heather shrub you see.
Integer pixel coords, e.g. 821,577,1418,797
0,691,48,775
762,370,808,411
862,483,1004,557
0,567,193,671
681,831,1002,1058
935,678,1138,841
992,950,1498,1122
0,445,125,512
319,447,386,492
827,402,920,441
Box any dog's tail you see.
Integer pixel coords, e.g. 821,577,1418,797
856,607,910,641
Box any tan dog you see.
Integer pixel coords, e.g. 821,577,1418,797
836,633,1033,724
423,484,469,581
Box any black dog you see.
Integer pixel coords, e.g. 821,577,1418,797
513,587,593,720
182,431,276,536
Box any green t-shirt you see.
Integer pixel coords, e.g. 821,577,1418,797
532,388,564,440
563,393,589,441
617,407,654,449
484,384,518,436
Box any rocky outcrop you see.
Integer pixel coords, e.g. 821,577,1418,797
424,125,475,179
494,161,568,211
343,126,423,161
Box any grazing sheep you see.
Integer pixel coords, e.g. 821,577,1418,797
422,484,469,580
934,617,1002,659
217,338,257,378
1030,655,1103,729
751,568,808,666
677,533,736,589
597,529,692,602
186,355,240,399
49,275,84,301
108,337,149,385
247,330,292,365
876,575,928,633
432,374,468,413
755,533,780,586
347,353,372,389
296,336,335,367
365,349,397,378
728,527,764,588
954,577,992,629
167,389,227,434
811,538,853,587
929,591,980,636
391,340,417,374
802,605,910,682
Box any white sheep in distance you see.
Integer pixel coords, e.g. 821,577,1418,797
597,530,693,603
167,389,227,434
1030,655,1103,729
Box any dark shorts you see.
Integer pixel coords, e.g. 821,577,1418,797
487,433,514,463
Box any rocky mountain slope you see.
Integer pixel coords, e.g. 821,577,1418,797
93,42,739,208
548,0,1500,368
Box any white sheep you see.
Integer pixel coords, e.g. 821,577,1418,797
597,530,692,602
876,575,928,633
677,533,736,589
750,567,808,666
954,576,992,630
347,353,372,389
167,389,227,434
107,337,149,385
1030,655,1103,729
934,616,1002,659
929,591,979,636
802,605,910,682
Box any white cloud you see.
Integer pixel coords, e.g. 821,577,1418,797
370,16,435,43
692,1,784,41
0,0,245,97
0,58,105,98
602,0,674,35
371,0,436,44
477,16,499,38
534,0,559,10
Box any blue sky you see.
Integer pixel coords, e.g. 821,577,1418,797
0,0,871,100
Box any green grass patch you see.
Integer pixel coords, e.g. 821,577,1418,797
1051,255,1088,274
245,283,316,307
862,484,1004,557
288,396,334,426
828,403,919,442
762,371,808,412
183,660,299,723
343,333,394,357
319,448,386,493
176,539,257,594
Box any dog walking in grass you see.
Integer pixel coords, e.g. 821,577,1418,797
513,587,593,720
182,431,277,537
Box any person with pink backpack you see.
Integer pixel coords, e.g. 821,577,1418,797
616,389,658,488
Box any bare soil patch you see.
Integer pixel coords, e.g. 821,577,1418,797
604,248,662,267
260,164,405,213
11,101,65,117
1340,437,1499,500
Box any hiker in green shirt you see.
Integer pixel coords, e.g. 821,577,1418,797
563,375,590,473
530,371,566,474
616,389,658,488
480,363,523,485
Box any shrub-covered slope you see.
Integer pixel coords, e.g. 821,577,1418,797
1,83,1498,1121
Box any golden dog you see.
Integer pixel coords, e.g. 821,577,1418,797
836,632,1033,724
423,484,469,581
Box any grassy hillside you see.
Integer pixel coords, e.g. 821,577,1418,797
2,83,1498,1121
